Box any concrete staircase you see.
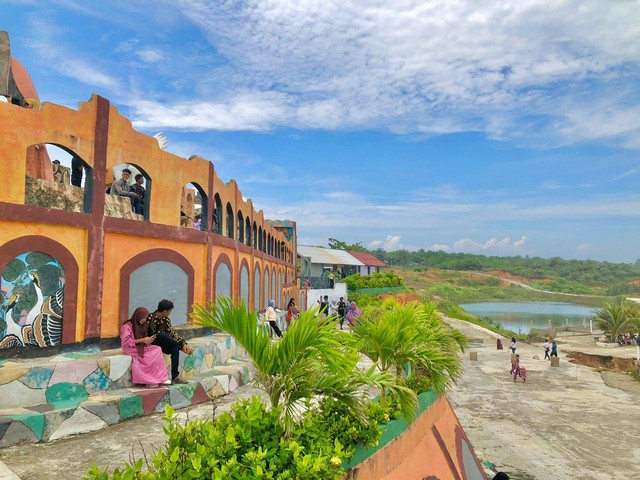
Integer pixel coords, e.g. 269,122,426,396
0,333,253,447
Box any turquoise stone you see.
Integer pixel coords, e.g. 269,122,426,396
19,367,54,389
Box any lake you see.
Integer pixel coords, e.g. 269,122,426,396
459,302,598,334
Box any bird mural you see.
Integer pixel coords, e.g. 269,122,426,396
0,261,65,349
0,294,24,348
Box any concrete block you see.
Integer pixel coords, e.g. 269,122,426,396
551,357,560,367
469,352,478,361
48,408,108,441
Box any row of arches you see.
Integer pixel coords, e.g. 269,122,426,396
0,237,298,350
23,143,293,261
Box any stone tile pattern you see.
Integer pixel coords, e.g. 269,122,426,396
0,334,251,447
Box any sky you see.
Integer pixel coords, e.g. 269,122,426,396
2,0,640,263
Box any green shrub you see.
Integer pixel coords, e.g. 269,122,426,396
403,374,433,395
86,398,346,480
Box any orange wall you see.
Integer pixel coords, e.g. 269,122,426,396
345,396,480,480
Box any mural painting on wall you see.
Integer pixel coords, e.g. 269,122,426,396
1,252,64,349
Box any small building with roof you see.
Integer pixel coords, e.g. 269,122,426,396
347,250,387,275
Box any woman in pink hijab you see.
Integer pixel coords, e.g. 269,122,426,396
345,301,362,328
120,307,170,386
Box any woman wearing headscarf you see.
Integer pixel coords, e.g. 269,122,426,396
286,297,299,325
345,301,362,328
265,300,283,338
120,307,170,386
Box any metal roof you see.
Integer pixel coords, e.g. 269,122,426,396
347,251,387,267
297,246,364,266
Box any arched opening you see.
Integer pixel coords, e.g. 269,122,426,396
129,262,189,325
240,261,250,307
253,265,261,310
245,217,252,247
237,210,244,243
267,234,272,256
262,230,266,253
213,194,223,234
226,203,234,239
107,163,151,221
258,226,263,251
214,256,233,300
253,222,258,249
271,270,276,306
24,144,93,214
120,249,195,327
181,182,208,230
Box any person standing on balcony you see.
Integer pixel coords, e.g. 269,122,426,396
328,271,335,288
71,155,83,187
130,174,146,215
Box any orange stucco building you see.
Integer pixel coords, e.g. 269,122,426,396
0,92,301,352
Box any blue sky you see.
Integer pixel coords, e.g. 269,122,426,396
3,0,640,262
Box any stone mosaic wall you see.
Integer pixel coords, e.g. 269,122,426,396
0,333,250,446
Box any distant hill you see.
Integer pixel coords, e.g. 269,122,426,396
368,249,640,297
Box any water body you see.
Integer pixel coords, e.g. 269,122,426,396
459,302,598,334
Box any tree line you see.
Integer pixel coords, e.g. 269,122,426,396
327,238,640,295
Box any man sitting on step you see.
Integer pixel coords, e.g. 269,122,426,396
147,299,194,384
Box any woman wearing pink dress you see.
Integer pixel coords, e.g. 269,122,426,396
120,307,170,386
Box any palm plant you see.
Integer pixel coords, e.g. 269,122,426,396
595,302,639,341
191,297,418,424
352,300,466,399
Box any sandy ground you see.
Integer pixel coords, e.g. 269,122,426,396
1,322,639,480
445,317,640,480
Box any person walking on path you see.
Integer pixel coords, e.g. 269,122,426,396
551,341,558,357
266,299,283,338
543,339,551,360
510,337,517,353
337,297,347,330
511,354,521,382
147,299,194,384
496,337,503,350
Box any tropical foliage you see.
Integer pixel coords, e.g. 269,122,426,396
87,293,468,479
343,271,403,290
594,302,640,340
351,299,467,399
190,296,417,425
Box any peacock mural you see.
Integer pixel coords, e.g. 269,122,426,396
0,252,64,349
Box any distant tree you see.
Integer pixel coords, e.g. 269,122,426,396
327,238,368,252
594,302,639,341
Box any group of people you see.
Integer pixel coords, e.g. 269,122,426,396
120,299,193,387
317,295,361,329
543,338,558,360
110,168,145,215
498,335,561,383
51,156,83,187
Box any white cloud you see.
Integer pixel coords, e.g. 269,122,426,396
111,0,640,147
136,49,164,63
430,244,450,252
368,235,410,252
451,236,530,255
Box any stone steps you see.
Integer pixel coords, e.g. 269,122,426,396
0,334,253,447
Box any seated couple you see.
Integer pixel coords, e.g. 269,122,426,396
120,299,194,386
110,168,145,215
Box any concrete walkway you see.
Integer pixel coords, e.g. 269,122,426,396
445,317,640,480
